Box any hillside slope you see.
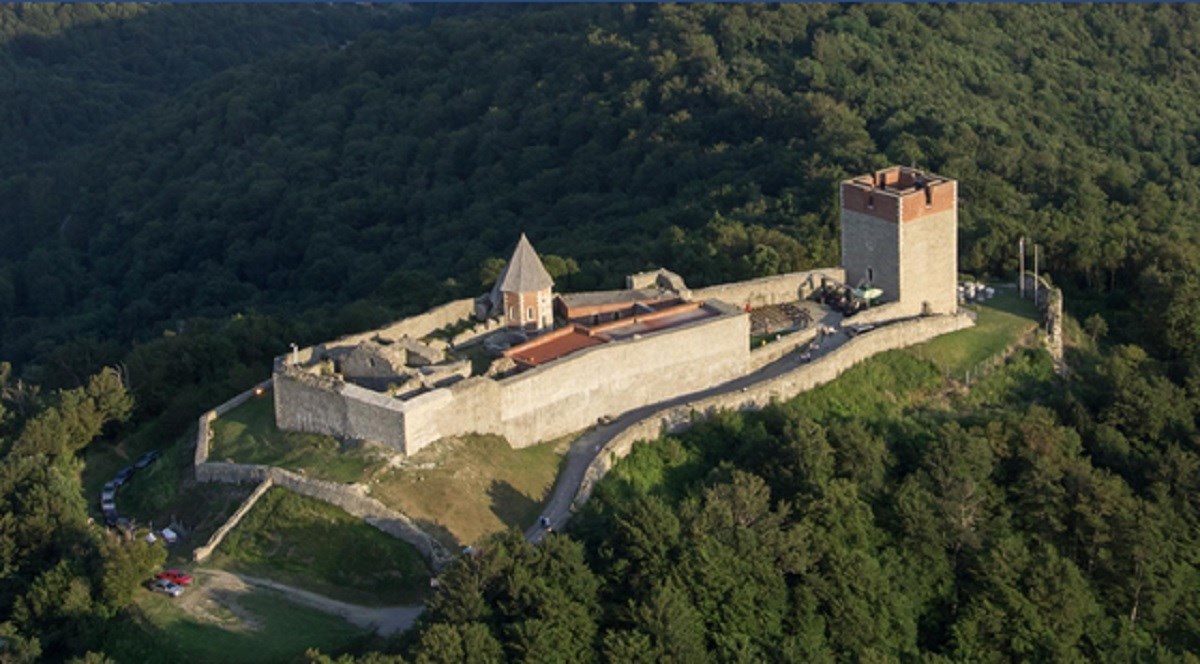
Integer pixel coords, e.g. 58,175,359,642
2,4,1200,380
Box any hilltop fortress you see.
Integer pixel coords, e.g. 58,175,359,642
273,167,959,456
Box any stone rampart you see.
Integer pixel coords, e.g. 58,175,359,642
1023,274,1064,373
747,327,819,371
193,478,273,562
342,298,476,347
496,305,750,447
690,268,845,309
272,370,352,442
195,461,452,568
282,298,477,369
274,302,753,454
572,312,974,507
194,379,273,467
449,317,505,348
843,302,907,326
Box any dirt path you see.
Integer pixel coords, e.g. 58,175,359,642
193,569,424,636
526,309,849,543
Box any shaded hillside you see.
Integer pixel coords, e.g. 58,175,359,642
3,4,1200,385
0,3,409,171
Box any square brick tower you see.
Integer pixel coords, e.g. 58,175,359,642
840,166,958,317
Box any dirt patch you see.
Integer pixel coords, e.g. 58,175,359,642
190,569,423,636
178,570,263,632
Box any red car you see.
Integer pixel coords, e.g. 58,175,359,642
156,569,193,586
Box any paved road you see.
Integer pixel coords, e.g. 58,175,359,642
525,308,849,542
196,568,424,636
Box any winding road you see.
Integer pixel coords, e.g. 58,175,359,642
525,307,848,542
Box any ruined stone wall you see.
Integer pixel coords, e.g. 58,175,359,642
1024,273,1065,374
273,370,351,441
346,298,476,346
497,309,751,447
573,312,974,507
194,462,452,568
448,317,505,348
193,478,273,562
194,379,273,467
281,298,477,370
690,268,845,308
273,370,413,452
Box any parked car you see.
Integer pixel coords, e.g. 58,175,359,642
101,486,116,502
103,508,119,527
114,467,134,486
151,579,184,597
845,323,877,338
101,497,116,512
134,450,160,469
156,569,193,586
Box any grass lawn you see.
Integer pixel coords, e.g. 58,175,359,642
906,289,1039,377
370,434,569,548
209,395,385,483
211,488,430,606
102,586,375,664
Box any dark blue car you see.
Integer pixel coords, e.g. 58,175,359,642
114,466,134,486
134,450,160,469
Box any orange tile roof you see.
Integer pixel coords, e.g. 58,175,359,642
503,325,608,367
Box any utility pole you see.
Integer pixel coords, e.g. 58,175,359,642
1019,236,1026,299
1033,244,1040,306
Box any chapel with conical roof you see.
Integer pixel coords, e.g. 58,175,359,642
487,234,554,334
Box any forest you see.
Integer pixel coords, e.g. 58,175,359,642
1,3,1199,662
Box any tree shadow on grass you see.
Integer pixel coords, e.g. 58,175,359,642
487,479,538,532
413,518,460,553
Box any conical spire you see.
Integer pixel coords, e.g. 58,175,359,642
496,233,554,292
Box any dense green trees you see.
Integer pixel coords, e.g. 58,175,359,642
0,366,164,662
399,343,1200,661
4,4,1200,387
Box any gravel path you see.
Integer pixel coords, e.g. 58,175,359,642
195,568,424,636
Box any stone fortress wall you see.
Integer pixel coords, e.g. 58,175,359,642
689,268,845,309
273,268,850,457
274,298,755,456
193,379,453,568
572,311,974,507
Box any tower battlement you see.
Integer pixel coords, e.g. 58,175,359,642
840,166,956,224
